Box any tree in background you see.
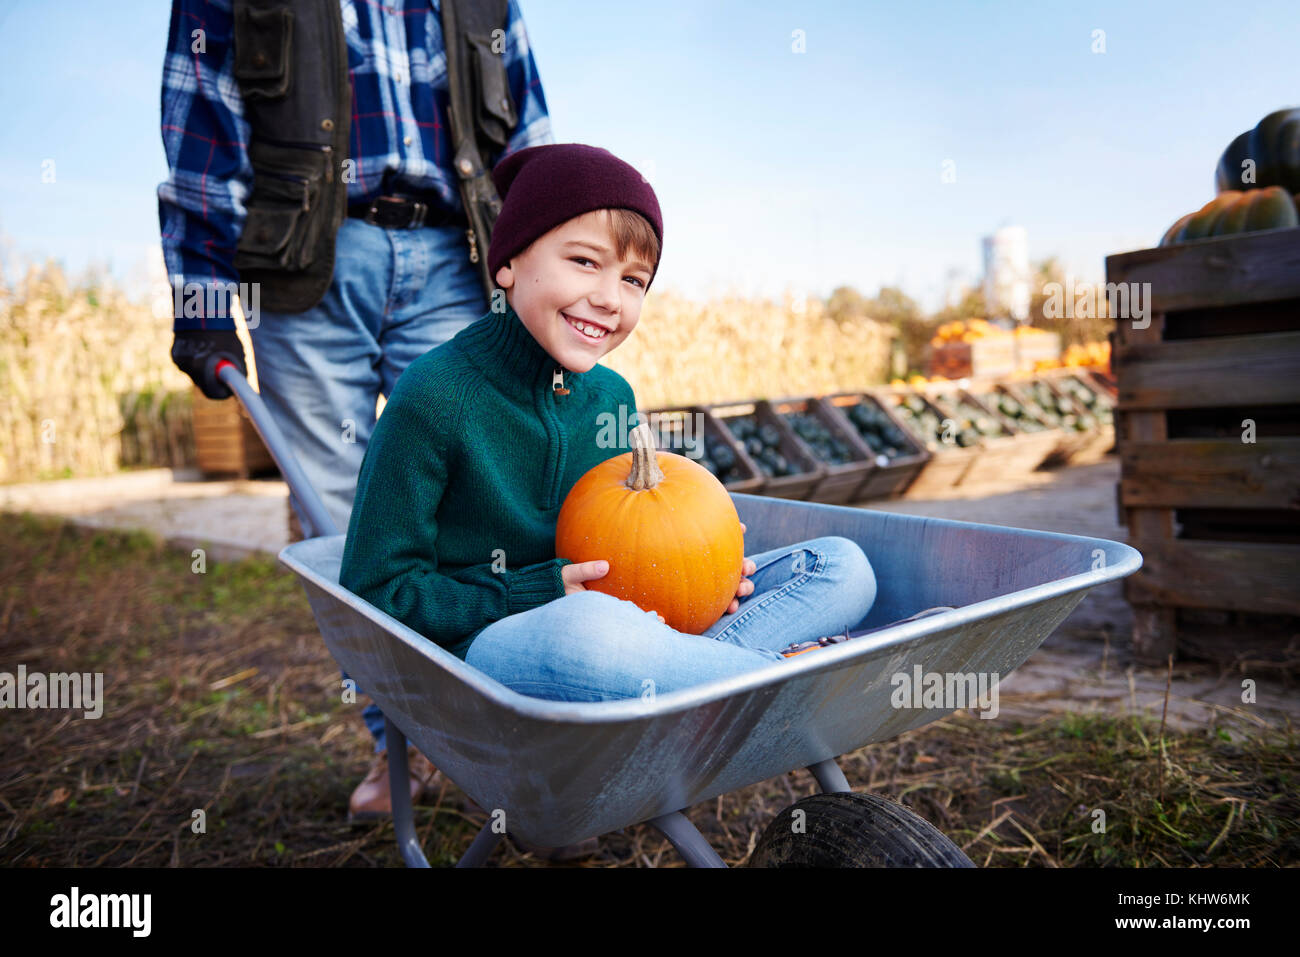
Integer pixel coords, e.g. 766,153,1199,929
1026,257,1115,348
826,284,935,377
929,287,988,328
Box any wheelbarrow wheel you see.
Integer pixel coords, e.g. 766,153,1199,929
748,792,974,868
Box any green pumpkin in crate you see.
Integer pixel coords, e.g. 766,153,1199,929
1214,108,1300,194
1160,186,1297,245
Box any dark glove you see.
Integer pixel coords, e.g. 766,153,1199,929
171,329,247,400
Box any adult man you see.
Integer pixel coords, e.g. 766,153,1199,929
159,0,552,824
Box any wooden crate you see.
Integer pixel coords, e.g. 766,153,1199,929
876,387,982,496
966,382,1064,473
1087,368,1117,399
1106,227,1300,666
760,397,876,505
1011,331,1062,373
822,392,929,500
190,385,275,478
642,406,765,495
928,336,1016,379
1009,377,1088,467
705,401,825,500
926,387,1048,486
929,331,1060,379
1041,370,1116,465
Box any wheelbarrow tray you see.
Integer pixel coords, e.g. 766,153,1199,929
278,493,1140,848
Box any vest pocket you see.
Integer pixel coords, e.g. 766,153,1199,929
468,36,516,149
233,5,293,100
235,140,328,271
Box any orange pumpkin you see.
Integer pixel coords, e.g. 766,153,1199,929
555,422,744,634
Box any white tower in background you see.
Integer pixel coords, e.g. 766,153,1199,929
982,226,1030,322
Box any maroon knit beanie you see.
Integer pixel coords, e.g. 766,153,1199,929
487,143,664,289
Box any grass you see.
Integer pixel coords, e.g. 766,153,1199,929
1,512,1295,867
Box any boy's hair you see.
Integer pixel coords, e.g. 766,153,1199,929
601,208,661,277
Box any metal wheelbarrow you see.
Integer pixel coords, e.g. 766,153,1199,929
218,362,1142,867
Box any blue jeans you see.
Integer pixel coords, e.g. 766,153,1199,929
248,217,486,753
466,537,877,701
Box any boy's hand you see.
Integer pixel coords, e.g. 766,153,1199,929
726,522,756,615
562,518,752,621
562,559,610,597
562,560,667,623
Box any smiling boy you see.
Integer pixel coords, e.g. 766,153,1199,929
338,144,875,820
340,145,721,670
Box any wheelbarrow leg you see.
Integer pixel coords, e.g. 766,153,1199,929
807,757,852,794
385,717,431,868
456,823,505,868
386,717,504,868
647,811,728,868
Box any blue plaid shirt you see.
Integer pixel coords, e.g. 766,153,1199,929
159,0,552,331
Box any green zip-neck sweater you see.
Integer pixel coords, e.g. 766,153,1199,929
339,304,639,662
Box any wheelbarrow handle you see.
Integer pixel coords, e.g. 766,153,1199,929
215,359,340,538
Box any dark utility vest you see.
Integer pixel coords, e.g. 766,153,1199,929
230,0,514,312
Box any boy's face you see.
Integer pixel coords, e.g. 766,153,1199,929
494,210,654,374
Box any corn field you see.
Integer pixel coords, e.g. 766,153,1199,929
0,262,196,483
601,291,894,410
1,264,892,484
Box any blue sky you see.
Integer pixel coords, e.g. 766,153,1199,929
0,0,1295,310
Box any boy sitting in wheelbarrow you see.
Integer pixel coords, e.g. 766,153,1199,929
338,143,877,830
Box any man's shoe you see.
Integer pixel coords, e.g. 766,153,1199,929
347,746,441,823
780,606,956,657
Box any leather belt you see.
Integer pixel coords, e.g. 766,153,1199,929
347,195,467,230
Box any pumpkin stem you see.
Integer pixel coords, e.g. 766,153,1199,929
625,422,664,491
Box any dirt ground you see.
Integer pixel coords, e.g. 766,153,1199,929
1,512,1295,868
2,456,1297,867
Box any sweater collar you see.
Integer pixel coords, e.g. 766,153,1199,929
457,303,588,392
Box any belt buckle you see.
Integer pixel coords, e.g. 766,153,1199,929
363,196,428,229
362,199,386,227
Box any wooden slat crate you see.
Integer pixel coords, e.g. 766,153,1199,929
191,385,275,478
1011,331,1062,373
925,386,1053,485
876,387,982,496
759,397,876,505
642,405,765,495
1008,377,1091,466
1087,368,1117,399
960,384,1063,478
821,392,929,500
1106,227,1300,667
704,401,824,501
928,336,1016,379
929,331,1060,378
1041,370,1116,465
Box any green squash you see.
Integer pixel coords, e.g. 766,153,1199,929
1214,108,1300,194
1215,130,1254,193
1160,187,1298,245
1159,210,1196,246
1180,193,1240,241
1250,108,1300,193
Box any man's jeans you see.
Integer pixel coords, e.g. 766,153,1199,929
249,217,487,753
466,537,877,700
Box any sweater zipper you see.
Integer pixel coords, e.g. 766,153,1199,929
542,367,570,509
